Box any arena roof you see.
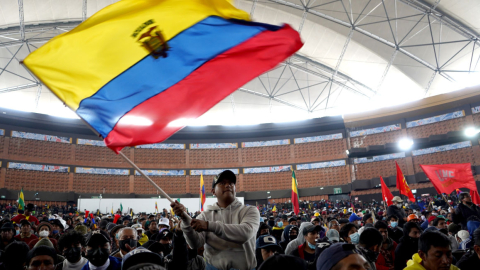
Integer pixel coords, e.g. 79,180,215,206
0,0,479,126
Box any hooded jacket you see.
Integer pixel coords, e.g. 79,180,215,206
279,225,298,251
404,253,459,270
394,236,418,270
284,222,311,255
180,198,259,270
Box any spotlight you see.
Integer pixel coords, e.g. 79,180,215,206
320,187,324,190
465,127,479,137
346,150,350,155
267,191,270,194
398,138,414,150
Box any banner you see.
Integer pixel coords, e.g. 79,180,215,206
420,163,477,195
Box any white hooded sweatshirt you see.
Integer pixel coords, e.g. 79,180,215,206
181,198,260,270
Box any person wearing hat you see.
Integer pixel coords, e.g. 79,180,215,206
326,228,340,243
12,203,40,226
279,225,299,252
363,214,374,225
456,227,480,269
256,234,282,265
14,219,38,244
28,222,59,251
108,224,125,256
171,169,260,270
155,228,173,255
290,224,322,264
82,230,121,270
25,245,57,270
387,196,407,228
33,237,66,265
316,242,370,270
0,222,18,251
131,224,149,246
157,218,170,231
349,213,362,226
112,227,138,259
52,219,65,241
121,248,164,270
122,216,131,227
457,230,471,249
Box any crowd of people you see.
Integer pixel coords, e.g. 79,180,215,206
0,170,479,270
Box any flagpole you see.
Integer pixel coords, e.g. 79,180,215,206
118,152,188,217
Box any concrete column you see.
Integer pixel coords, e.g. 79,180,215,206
186,175,190,193
68,172,74,191
129,175,135,194
0,167,6,188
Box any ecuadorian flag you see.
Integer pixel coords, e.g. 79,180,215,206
23,0,303,153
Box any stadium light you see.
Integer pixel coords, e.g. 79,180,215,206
398,138,414,150
465,127,480,137
267,191,270,194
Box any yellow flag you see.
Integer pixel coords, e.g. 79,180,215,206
272,205,277,212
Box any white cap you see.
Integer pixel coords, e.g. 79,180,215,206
158,217,170,228
457,230,470,241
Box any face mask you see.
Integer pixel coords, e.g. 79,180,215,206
86,248,110,267
119,239,137,251
408,236,419,246
64,247,82,263
349,232,359,244
307,242,316,249
15,230,20,235
277,222,283,227
365,248,380,262
289,234,297,241
161,243,172,255
397,204,402,208
390,222,398,228
52,230,59,234
39,231,49,238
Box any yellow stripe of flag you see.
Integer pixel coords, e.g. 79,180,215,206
24,0,250,111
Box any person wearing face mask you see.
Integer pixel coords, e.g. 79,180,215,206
394,221,422,270
28,222,58,251
387,215,403,244
387,197,407,228
256,223,271,239
452,193,480,230
349,213,363,227
81,230,121,270
112,228,137,259
57,230,89,270
339,223,359,244
156,228,173,256
356,228,383,270
279,225,298,251
272,218,285,242
290,224,322,265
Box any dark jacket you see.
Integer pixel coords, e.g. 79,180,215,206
456,250,480,269
386,205,406,228
356,246,377,270
387,227,403,244
291,243,316,270
452,203,480,230
279,225,297,252
394,237,418,270
81,256,121,270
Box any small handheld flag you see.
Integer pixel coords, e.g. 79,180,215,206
396,162,415,202
120,203,123,213
291,170,300,215
155,202,158,213
380,176,394,206
200,173,206,211
18,188,25,211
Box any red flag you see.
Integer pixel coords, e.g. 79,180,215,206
113,214,121,224
396,161,415,202
380,176,394,206
420,163,477,195
471,189,480,205
84,210,90,218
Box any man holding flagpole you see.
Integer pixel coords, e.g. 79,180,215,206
171,170,260,270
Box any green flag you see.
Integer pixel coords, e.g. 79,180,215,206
18,188,25,211
120,203,123,213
